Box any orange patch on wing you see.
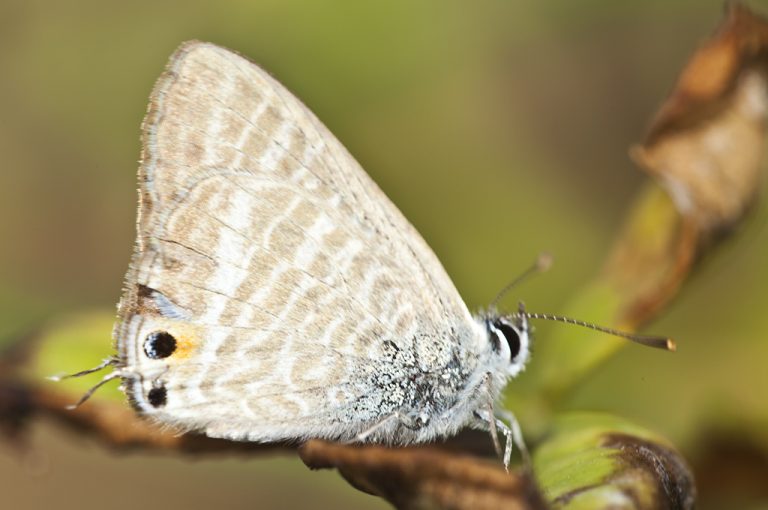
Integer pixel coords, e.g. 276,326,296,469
171,332,199,359
155,321,202,360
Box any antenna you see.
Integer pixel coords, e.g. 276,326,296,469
490,252,553,309
522,311,676,351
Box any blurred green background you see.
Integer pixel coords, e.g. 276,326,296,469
1,0,766,508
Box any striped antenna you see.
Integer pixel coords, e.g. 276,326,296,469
522,311,676,351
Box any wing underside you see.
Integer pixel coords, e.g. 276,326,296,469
114,41,476,439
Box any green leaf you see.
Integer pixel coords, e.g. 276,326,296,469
535,412,695,510
28,310,122,404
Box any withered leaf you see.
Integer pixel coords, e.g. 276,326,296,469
300,440,546,510
632,2,768,234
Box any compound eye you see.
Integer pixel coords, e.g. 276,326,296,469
494,319,522,361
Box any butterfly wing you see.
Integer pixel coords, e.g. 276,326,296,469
115,41,480,441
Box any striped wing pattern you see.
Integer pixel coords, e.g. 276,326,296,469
114,42,479,441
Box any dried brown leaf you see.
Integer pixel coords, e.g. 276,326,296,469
597,2,768,330
300,440,546,510
632,2,768,234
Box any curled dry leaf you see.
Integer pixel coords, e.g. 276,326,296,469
300,439,546,510
524,4,768,399
616,2,768,327
632,2,768,234
298,413,696,510
536,3,768,385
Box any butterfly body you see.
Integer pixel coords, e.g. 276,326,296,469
113,41,530,450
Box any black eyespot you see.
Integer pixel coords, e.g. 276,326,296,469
144,331,177,359
147,386,167,407
494,319,522,361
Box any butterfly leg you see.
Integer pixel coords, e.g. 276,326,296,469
356,412,406,442
485,401,503,459
475,373,513,470
471,408,530,472
48,357,116,381
496,409,531,469
471,409,510,471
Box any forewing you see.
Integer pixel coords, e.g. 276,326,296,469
115,41,475,440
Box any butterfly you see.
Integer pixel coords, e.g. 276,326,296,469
64,41,672,470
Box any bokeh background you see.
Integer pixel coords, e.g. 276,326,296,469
1,1,766,509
